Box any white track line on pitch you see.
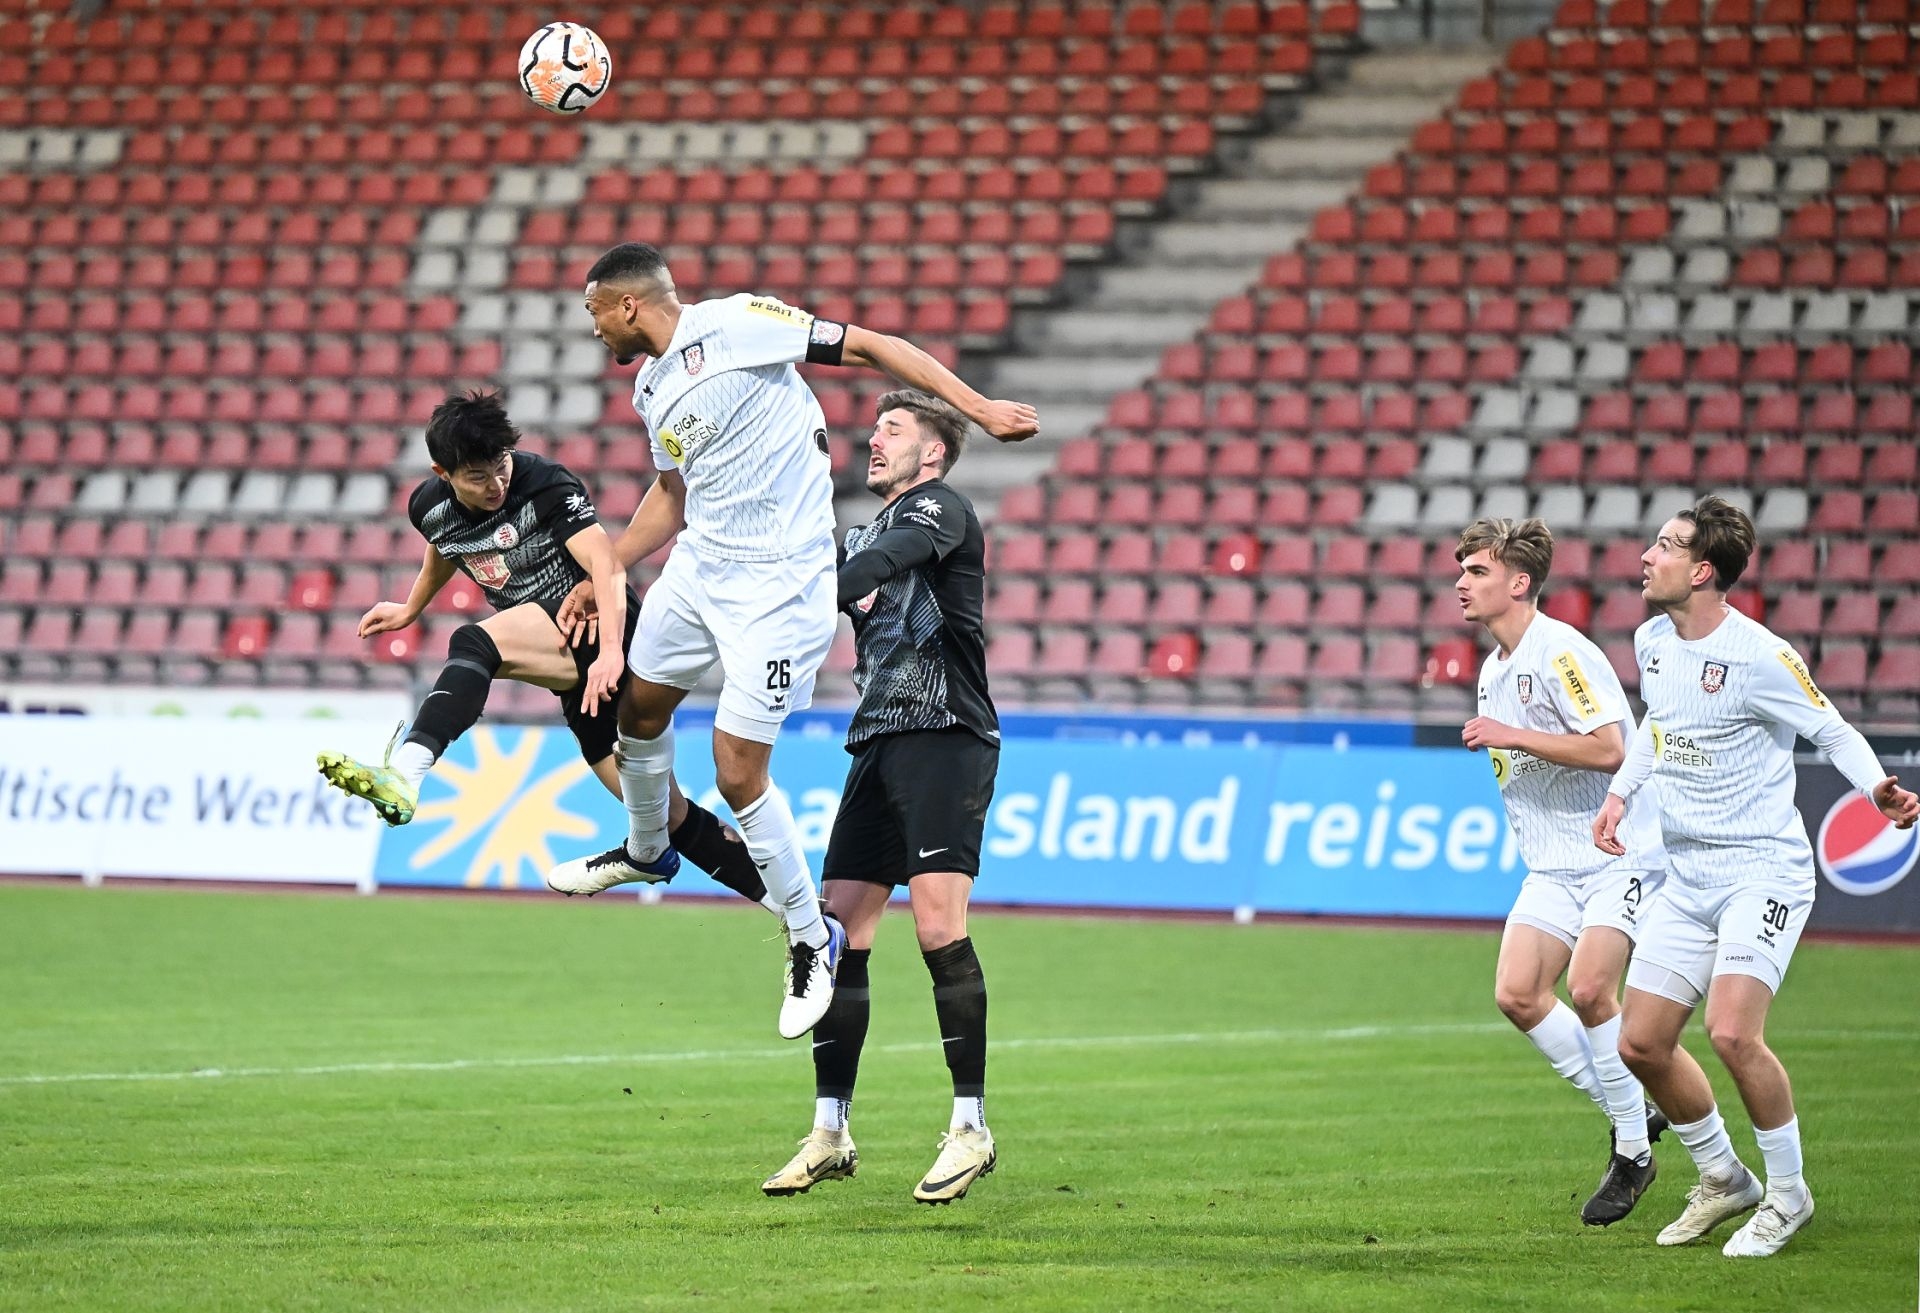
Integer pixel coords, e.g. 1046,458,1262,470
0,1022,1510,1089
4,1020,1904,1089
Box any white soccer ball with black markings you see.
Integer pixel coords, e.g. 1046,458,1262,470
518,22,612,115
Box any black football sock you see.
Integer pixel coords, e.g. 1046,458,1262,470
668,801,769,906
925,937,987,1123
812,948,872,1106
403,623,500,758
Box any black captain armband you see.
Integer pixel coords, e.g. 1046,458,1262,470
805,317,847,366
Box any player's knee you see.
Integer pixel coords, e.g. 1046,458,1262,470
713,767,767,812
1705,1017,1764,1069
1494,985,1549,1030
618,690,670,740
447,622,503,675
1616,1026,1669,1073
914,921,965,954
1567,975,1617,1023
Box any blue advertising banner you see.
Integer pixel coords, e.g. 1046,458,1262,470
375,725,1524,919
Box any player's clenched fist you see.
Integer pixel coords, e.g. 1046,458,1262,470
978,400,1039,443
1461,716,1519,751
358,601,416,639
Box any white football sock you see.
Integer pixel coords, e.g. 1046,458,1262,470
952,1096,986,1132
814,1097,849,1133
1753,1117,1804,1198
734,786,827,948
1672,1107,1743,1182
1585,1014,1650,1160
616,727,674,862
1525,1002,1607,1112
390,741,434,790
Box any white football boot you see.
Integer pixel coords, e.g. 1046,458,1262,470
762,1127,859,1196
1722,1189,1814,1257
1656,1165,1765,1245
777,915,846,1040
913,1127,997,1205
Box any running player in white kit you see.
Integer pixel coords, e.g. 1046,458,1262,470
1594,496,1917,1257
545,243,1039,1041
1454,518,1667,1226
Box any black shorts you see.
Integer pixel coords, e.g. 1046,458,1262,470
822,727,999,885
534,591,641,766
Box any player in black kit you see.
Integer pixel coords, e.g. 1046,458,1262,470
316,390,772,910
761,390,1002,1205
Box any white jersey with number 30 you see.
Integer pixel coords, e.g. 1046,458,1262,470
1479,613,1661,880
630,293,840,564
1614,609,1885,888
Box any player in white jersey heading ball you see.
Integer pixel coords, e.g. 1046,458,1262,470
546,243,1039,1041
1594,496,1917,1257
1455,518,1668,1226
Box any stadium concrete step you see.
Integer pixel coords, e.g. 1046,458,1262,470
1148,219,1312,264
990,354,1164,400
1024,307,1212,355
963,47,1498,464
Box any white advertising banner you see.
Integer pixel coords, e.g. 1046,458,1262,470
0,715,389,885
0,683,411,721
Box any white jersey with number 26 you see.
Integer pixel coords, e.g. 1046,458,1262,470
630,293,840,565
1478,613,1662,880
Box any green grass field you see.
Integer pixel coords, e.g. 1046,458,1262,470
1,882,1916,1312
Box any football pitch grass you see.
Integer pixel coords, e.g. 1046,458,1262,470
2,883,1915,1312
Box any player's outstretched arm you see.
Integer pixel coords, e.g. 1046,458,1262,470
360,543,456,638
839,326,1039,442
609,469,687,570
562,523,628,715
1751,644,1909,821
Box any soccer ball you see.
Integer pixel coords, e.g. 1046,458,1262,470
518,22,612,115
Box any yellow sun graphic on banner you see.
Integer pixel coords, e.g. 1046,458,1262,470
409,728,597,888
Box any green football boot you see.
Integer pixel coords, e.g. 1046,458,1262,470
316,723,420,827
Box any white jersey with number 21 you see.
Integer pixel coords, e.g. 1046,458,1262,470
1479,613,1662,880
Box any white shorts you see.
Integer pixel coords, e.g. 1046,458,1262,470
1625,873,1815,1007
627,543,837,745
1507,865,1662,950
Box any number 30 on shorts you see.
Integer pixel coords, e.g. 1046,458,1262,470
1762,898,1791,932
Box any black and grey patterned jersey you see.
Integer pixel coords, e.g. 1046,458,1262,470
406,451,602,611
840,478,997,752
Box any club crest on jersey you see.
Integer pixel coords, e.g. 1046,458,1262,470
469,551,510,588
681,343,704,376
492,523,519,550
1701,660,1727,693
1516,674,1533,704
809,318,844,347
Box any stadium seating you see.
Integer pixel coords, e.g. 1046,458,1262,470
4,1,1911,727
984,0,1919,720
0,0,1354,697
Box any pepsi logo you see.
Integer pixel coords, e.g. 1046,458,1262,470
1816,794,1920,896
